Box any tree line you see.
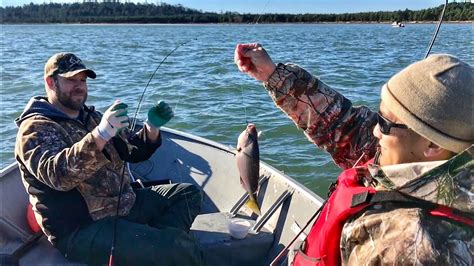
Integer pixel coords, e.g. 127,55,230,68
1,2,472,24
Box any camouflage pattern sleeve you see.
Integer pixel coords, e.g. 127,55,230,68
264,63,378,169
16,117,109,191
340,207,473,265
341,149,474,265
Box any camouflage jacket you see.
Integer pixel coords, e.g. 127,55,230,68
264,63,473,265
15,96,160,241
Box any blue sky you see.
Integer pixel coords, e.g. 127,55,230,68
2,0,461,14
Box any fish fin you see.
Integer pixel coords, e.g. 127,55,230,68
257,131,263,138
118,133,137,154
126,143,138,154
245,197,261,216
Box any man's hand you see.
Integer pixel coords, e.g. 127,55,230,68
147,100,174,129
234,43,277,82
96,100,129,141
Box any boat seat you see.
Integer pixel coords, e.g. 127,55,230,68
191,212,274,266
0,219,79,265
19,237,82,265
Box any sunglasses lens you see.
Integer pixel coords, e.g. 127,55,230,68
377,114,390,135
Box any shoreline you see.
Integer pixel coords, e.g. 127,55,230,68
2,21,473,25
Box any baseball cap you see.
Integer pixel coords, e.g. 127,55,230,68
44,52,96,79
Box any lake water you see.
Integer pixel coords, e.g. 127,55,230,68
1,23,472,197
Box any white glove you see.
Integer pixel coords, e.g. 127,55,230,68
96,100,129,141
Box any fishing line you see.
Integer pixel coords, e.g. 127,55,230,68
109,38,195,266
168,91,193,226
173,94,183,114
238,0,272,126
170,144,194,224
240,85,249,124
266,0,449,167
130,38,196,131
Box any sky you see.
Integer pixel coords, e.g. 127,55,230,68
1,0,468,14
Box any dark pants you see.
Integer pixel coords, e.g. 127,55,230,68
57,183,204,266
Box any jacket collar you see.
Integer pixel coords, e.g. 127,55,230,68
366,145,473,214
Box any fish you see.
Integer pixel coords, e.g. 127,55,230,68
111,102,137,154
118,129,138,154
236,123,261,215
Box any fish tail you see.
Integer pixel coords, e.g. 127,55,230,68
245,197,261,216
118,130,137,154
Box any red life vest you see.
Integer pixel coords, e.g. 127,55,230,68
292,164,474,266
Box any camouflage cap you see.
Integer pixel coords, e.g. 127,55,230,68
44,52,96,79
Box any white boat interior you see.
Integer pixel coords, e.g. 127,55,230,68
0,127,325,265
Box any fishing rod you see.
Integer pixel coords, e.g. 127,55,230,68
269,198,326,266
269,1,450,265
108,39,194,266
130,39,196,131
254,0,271,24
268,138,375,266
425,0,448,58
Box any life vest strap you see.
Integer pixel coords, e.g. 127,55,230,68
351,190,437,208
351,190,474,227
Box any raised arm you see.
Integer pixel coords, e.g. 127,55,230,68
235,43,378,169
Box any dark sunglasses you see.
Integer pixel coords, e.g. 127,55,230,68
377,112,408,135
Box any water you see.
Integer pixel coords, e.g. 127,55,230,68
1,23,472,197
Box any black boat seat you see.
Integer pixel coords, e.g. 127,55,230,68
191,212,274,266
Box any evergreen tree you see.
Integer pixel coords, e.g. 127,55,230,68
1,2,472,24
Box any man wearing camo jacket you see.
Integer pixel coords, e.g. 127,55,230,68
15,52,204,265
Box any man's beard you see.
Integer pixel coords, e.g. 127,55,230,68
55,85,87,111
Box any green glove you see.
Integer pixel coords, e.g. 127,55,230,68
111,102,128,113
147,100,174,128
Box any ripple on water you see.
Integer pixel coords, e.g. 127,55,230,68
2,24,472,197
